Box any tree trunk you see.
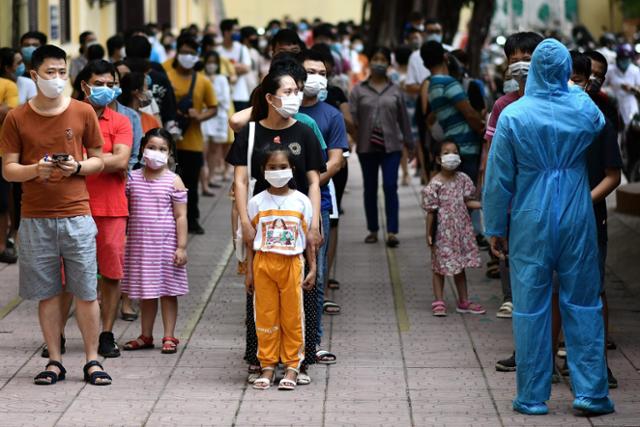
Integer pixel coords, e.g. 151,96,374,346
466,0,494,77
437,0,466,45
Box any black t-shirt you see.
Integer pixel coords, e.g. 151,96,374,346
226,121,327,196
324,85,348,111
587,118,623,244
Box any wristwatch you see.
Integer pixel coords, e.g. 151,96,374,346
72,161,82,176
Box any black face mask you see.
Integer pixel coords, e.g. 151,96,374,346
586,76,603,95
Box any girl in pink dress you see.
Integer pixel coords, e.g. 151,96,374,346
422,141,484,317
121,128,189,354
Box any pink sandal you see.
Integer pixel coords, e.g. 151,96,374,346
456,300,486,314
432,300,447,317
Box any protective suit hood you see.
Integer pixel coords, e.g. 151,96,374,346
525,39,571,96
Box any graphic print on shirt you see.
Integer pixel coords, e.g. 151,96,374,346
263,218,298,250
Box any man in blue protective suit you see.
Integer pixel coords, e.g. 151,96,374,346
483,38,615,416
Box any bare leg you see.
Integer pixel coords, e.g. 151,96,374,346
39,295,64,367
209,143,222,183
200,143,211,194
99,277,120,332
221,145,231,180
75,298,108,380
58,291,74,332
453,271,468,302
400,147,409,185
432,272,445,301
160,296,178,338
121,294,136,315
139,299,158,338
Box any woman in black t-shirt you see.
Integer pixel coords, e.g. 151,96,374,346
226,69,325,386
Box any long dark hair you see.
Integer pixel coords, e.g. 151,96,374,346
249,69,295,122
0,48,17,80
118,72,145,107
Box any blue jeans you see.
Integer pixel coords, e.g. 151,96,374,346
358,151,402,234
316,210,331,344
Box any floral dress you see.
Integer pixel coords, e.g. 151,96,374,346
422,172,481,275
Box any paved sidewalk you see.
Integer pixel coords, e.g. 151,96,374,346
0,158,639,426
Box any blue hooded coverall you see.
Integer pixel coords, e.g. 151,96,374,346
483,39,611,412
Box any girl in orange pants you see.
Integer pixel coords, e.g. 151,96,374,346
245,146,316,390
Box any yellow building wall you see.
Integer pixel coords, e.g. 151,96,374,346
222,0,362,28
0,1,13,48
578,0,624,38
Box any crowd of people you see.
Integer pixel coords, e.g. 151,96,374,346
0,9,638,416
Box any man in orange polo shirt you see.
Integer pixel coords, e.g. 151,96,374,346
79,60,132,358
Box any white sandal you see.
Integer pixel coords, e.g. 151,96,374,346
496,301,513,318
297,371,311,385
252,367,275,390
278,368,298,391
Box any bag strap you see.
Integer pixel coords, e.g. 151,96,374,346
187,71,197,98
246,121,255,202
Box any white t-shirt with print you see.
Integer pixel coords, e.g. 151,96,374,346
217,41,252,103
248,189,313,256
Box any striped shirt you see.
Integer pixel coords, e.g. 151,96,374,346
121,169,188,299
428,75,481,155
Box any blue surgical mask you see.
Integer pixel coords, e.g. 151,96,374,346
232,32,241,42
21,46,37,63
145,74,152,88
426,34,443,43
15,63,26,78
88,86,121,106
618,58,631,72
318,88,328,102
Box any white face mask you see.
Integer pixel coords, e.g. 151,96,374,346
271,94,301,119
440,153,461,171
303,74,328,97
205,63,218,75
119,47,126,58
509,61,530,79
143,148,169,169
177,54,199,70
265,168,293,188
504,79,519,93
36,75,67,99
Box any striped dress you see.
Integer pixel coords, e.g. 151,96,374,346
121,168,188,299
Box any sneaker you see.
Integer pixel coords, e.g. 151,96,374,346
496,352,516,372
0,249,17,264
456,300,486,314
41,335,66,358
386,234,399,248
98,331,121,358
496,301,513,318
188,222,205,235
608,367,618,389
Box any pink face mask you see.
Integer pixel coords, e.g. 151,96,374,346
143,148,168,169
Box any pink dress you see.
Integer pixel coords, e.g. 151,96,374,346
121,169,188,299
422,172,481,276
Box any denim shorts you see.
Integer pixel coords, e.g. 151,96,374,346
18,216,98,301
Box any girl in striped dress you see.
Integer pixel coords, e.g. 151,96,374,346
122,128,189,354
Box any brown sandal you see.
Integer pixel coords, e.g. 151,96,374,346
123,335,154,351
161,336,179,354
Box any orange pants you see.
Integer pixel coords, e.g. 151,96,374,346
253,251,305,370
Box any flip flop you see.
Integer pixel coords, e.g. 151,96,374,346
327,279,340,290
323,300,341,315
316,350,337,365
